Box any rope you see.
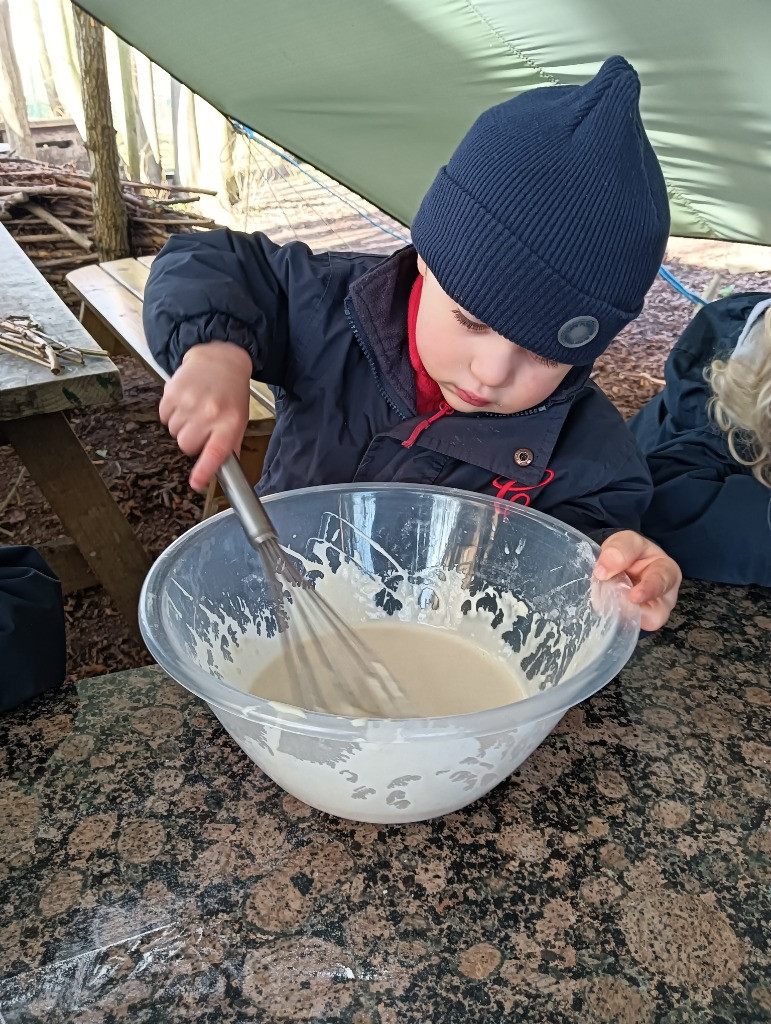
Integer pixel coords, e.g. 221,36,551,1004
657,265,705,306
231,121,411,245
234,118,712,313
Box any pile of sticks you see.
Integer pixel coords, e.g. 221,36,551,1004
0,157,219,306
0,315,111,374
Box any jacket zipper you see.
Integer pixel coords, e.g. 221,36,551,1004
402,402,454,448
344,299,409,420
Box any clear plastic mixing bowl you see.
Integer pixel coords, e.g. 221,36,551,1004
139,483,639,822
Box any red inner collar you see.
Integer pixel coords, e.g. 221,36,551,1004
407,275,444,414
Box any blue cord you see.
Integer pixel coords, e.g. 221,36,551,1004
232,120,714,308
231,120,411,245
657,265,705,305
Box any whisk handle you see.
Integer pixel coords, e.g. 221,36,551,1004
217,454,277,546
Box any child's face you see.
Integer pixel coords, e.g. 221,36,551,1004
415,258,572,414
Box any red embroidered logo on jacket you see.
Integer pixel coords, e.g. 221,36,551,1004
492,469,555,505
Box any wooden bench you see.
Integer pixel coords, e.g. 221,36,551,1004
0,224,152,633
66,255,276,517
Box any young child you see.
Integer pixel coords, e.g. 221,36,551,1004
144,55,681,631
629,292,771,585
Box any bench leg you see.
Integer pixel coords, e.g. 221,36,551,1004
78,301,126,357
4,411,153,637
201,479,223,520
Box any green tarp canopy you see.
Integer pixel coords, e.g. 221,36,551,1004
78,0,771,244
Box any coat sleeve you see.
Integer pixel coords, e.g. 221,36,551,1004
142,228,329,384
640,430,771,585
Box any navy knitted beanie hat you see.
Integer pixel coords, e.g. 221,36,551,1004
411,56,670,365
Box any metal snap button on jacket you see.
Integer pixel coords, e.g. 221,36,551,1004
514,448,533,467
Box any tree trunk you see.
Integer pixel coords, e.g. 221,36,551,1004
169,76,181,184
195,97,240,219
62,0,80,74
39,0,86,138
0,0,36,160
72,6,129,261
30,0,63,115
111,39,161,184
130,54,162,183
116,38,140,181
221,118,240,206
176,85,200,186
134,51,161,170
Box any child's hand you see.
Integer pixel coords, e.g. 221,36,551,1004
159,341,253,492
594,531,682,631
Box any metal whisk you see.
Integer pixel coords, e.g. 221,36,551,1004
154,360,411,717
217,454,412,718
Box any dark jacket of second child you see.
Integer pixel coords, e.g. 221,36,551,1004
629,292,771,585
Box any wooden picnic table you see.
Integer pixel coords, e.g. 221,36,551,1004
0,223,151,634
66,254,276,517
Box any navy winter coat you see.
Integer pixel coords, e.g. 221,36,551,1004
629,292,771,585
144,230,652,541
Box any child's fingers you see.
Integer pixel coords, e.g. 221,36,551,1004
593,532,681,632
593,531,647,580
175,420,209,456
627,560,680,631
627,560,678,607
638,597,676,632
191,435,234,493
159,377,184,425
158,392,174,425
165,408,186,440
190,432,235,493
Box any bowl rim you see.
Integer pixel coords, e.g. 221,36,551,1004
139,482,640,738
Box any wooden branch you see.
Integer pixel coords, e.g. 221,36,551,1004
34,252,99,268
147,195,201,206
614,370,666,386
0,190,30,213
0,167,87,182
132,216,216,226
0,154,53,168
0,184,92,198
120,178,218,196
11,231,63,243
1,158,218,268
0,337,52,369
23,202,94,250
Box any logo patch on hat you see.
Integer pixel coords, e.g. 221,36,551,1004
557,316,599,349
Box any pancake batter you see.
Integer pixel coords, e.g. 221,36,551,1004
249,623,526,718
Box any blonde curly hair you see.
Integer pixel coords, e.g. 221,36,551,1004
707,306,771,488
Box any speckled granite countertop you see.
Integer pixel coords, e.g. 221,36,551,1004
1,579,769,1023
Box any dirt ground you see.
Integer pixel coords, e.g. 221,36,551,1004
2,242,770,682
